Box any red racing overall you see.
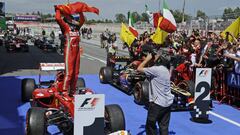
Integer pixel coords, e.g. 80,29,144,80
55,9,84,94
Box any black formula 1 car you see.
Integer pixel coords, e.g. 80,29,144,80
99,50,194,110
34,37,56,52
5,36,29,52
22,63,126,135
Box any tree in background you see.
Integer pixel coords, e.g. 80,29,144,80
196,10,207,19
141,12,149,22
233,7,240,18
222,7,240,20
115,13,127,23
131,11,141,22
172,10,190,23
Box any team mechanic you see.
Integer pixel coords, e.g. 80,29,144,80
55,2,99,96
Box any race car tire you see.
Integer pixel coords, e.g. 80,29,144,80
22,78,36,102
105,104,125,133
26,107,47,135
23,46,29,52
76,77,86,88
133,80,149,105
177,80,195,97
99,67,112,84
23,48,29,52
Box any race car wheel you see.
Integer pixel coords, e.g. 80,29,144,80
76,77,86,88
177,80,195,97
22,78,36,102
133,81,149,105
99,67,112,84
105,104,125,133
26,107,47,135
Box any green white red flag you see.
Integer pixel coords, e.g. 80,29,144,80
128,11,138,37
161,0,177,33
146,1,176,33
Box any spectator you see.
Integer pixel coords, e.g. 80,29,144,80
42,29,46,36
50,30,55,41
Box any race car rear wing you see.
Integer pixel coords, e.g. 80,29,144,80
39,63,65,85
40,63,65,71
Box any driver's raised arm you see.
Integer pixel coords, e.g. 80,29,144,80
55,6,69,33
78,12,85,27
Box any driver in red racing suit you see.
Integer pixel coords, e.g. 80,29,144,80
55,2,99,96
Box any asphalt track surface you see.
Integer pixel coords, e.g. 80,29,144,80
0,39,240,135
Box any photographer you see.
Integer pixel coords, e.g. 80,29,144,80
137,49,174,135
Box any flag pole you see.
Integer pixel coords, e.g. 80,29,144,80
182,0,186,23
159,0,161,13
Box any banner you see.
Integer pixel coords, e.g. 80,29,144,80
227,72,240,88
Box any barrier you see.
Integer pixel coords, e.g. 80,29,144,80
176,65,240,108
208,67,240,108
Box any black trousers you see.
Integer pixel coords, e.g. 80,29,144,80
146,102,171,135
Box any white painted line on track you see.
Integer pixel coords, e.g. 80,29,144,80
83,53,106,64
87,57,95,61
209,111,240,127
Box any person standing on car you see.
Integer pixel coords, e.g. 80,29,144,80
55,2,99,96
137,52,174,135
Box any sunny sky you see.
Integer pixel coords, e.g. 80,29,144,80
1,0,240,19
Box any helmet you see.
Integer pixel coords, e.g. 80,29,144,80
63,14,80,28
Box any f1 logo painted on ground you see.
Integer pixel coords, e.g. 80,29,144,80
79,98,100,110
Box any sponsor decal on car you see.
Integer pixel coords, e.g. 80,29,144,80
36,93,44,97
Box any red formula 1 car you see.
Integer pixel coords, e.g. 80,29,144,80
5,36,29,52
21,63,126,135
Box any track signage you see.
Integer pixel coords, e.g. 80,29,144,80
191,68,212,123
74,94,105,135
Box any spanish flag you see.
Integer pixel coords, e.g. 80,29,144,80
150,17,168,45
120,23,136,47
221,17,240,42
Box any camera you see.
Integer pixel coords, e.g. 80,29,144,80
141,44,157,57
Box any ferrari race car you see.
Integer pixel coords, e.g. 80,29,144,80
5,36,29,52
22,63,126,135
99,48,194,110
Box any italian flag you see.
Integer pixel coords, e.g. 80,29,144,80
128,11,139,37
145,5,161,28
160,0,177,33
